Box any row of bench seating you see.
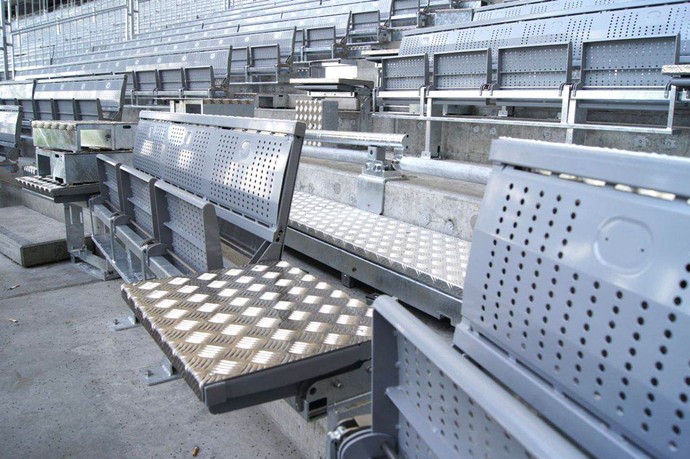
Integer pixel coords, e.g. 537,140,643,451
354,138,690,459
0,75,127,138
111,117,690,457
378,33,682,118
92,111,375,413
13,1,383,81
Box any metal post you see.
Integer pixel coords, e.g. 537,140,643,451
0,0,9,80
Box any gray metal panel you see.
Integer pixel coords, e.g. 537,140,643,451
119,164,158,239
381,54,428,90
34,75,126,115
96,154,123,211
581,35,679,88
289,192,469,300
158,68,184,92
121,261,372,409
497,42,572,89
0,106,22,149
399,3,690,66
229,47,248,79
433,48,491,90
349,10,381,44
361,296,586,459
132,111,305,244
457,138,690,458
184,66,214,91
0,80,35,102
153,180,223,273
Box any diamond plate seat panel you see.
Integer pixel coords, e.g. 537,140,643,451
455,138,690,458
15,175,100,199
289,192,470,298
122,261,372,410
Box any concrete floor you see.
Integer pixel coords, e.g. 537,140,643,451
0,255,305,459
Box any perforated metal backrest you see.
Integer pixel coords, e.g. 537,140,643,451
581,35,679,89
55,99,75,120
249,44,280,70
399,3,690,67
351,10,380,33
34,100,54,120
184,66,214,91
134,69,159,92
34,75,126,116
391,0,420,17
305,26,336,49
0,106,22,149
229,47,249,78
368,296,584,459
119,164,158,239
96,154,124,212
381,54,429,90
433,48,491,90
75,99,103,121
153,180,223,273
497,42,571,89
159,68,184,91
133,111,305,245
458,138,690,458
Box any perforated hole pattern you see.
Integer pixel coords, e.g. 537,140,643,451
127,173,154,237
383,55,427,90
396,335,533,459
162,192,209,272
434,50,489,90
100,163,119,210
134,118,291,228
582,36,677,88
498,44,570,88
463,167,690,457
399,3,689,75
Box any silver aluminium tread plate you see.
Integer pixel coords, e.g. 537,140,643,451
289,192,470,298
15,175,100,199
122,261,372,409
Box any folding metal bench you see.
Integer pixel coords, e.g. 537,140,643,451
0,106,22,163
117,113,373,415
334,295,586,459
347,10,382,45
452,138,690,458
388,0,421,29
339,138,690,458
376,54,429,113
568,34,681,129
300,26,338,62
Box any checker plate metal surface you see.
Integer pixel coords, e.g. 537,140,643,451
122,261,372,403
458,139,690,458
289,192,469,298
16,175,100,199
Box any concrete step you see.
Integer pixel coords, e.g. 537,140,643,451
0,206,70,267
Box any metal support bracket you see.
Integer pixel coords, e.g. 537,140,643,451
140,357,182,386
290,360,372,421
111,314,139,331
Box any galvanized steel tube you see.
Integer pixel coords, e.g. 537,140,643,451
398,157,491,185
304,130,410,150
301,145,367,164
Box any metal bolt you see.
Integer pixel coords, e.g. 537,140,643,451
332,380,343,389
144,370,153,378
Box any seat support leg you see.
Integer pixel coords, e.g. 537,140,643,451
140,357,182,386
